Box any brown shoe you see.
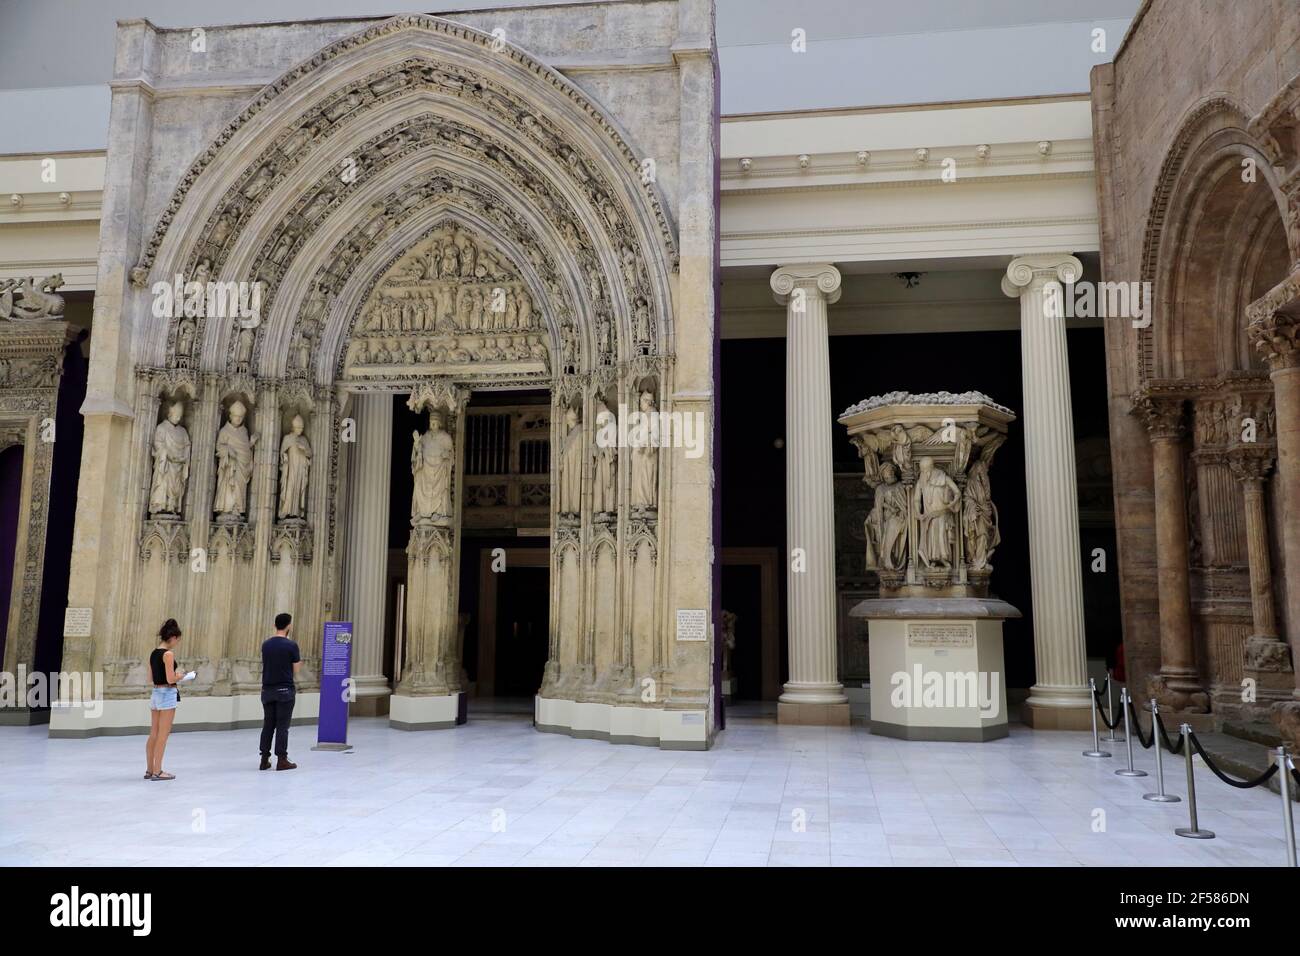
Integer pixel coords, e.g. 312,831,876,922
259,754,271,771
275,757,297,771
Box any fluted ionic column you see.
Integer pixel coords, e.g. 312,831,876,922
342,392,393,714
1002,254,1091,728
771,264,848,725
1132,392,1206,712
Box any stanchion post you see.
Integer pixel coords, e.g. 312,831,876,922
1143,699,1179,803
1105,672,1122,743
1174,723,1214,839
1084,677,1111,758
1116,688,1146,777
1278,747,1296,868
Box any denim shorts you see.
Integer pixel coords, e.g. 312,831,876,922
150,686,179,711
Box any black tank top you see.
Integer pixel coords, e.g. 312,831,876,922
150,648,175,687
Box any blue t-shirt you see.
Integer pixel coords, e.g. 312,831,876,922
261,635,300,688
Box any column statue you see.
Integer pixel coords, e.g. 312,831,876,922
148,401,191,517
213,400,256,519
631,391,659,509
557,407,584,515
277,414,312,521
592,399,617,514
411,408,455,524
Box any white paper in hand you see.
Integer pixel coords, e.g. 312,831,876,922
182,671,197,682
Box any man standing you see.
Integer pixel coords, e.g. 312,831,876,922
260,612,301,771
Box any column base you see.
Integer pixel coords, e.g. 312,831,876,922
1021,698,1093,731
777,701,851,726
0,706,51,726
1272,699,1300,752
1147,671,1209,714
349,676,392,717
349,694,391,717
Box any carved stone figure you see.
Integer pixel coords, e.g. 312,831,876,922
558,407,584,515
631,391,659,509
234,322,255,366
278,414,312,520
213,400,256,519
592,399,617,514
0,274,66,321
868,462,909,571
176,317,197,356
411,408,455,523
962,457,1000,570
148,401,191,516
914,456,960,568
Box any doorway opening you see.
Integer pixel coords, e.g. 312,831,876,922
383,388,553,718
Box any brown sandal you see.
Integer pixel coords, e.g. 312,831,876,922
152,771,175,781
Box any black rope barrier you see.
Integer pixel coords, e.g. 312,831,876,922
1187,732,1280,789
1090,679,1122,730
1154,711,1185,755
1125,693,1154,749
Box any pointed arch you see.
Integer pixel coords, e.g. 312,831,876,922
131,14,678,377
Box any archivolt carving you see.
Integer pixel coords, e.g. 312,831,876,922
140,23,674,375
1138,95,1289,382
134,16,676,281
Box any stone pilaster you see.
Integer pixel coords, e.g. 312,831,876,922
770,263,848,725
1001,254,1091,729
1246,273,1300,746
341,392,393,715
1132,391,1208,713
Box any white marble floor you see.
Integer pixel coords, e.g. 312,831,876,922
0,716,1292,867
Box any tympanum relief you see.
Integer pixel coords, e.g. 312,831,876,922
346,226,548,380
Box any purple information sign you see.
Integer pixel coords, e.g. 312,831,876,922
317,621,353,746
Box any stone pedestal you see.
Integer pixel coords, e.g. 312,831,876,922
771,264,848,725
839,391,1021,738
853,598,1019,741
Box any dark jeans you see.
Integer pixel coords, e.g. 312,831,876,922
259,685,295,756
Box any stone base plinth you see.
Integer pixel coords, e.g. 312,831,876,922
777,701,851,726
350,693,391,717
0,707,51,726
47,693,321,738
1021,699,1093,731
535,696,712,750
389,691,465,730
852,597,1019,742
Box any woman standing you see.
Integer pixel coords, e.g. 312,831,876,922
146,619,184,781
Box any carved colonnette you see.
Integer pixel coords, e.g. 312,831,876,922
1131,373,1292,721
0,307,71,696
